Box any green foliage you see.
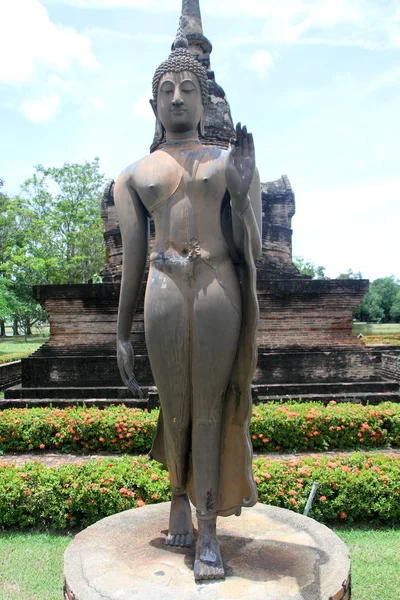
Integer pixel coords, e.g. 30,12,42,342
354,276,400,323
336,269,363,279
0,162,105,334
293,256,328,279
0,454,398,529
0,456,170,530
253,453,400,524
390,290,400,321
10,159,106,286
1,402,400,455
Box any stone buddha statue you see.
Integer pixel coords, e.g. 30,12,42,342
114,25,262,581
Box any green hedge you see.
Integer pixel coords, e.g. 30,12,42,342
0,454,399,529
1,402,400,455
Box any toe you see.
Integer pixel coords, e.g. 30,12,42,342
185,534,193,547
174,534,181,547
194,561,201,580
217,567,225,579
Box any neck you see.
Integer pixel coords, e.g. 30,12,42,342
165,129,200,143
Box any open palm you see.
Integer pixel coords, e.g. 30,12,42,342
226,123,256,210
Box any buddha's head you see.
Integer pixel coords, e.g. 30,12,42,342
151,25,209,144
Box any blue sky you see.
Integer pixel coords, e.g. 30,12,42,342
1,0,399,281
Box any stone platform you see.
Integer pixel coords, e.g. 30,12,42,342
64,502,351,600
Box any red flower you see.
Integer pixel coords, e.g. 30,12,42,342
339,512,347,519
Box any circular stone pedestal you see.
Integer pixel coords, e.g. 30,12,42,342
64,502,350,600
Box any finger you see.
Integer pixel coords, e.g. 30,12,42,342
242,125,249,157
235,122,242,157
228,138,236,158
248,132,255,157
126,376,144,399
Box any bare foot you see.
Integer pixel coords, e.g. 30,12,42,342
194,519,225,581
165,493,193,548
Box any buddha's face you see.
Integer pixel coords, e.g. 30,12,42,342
156,70,204,135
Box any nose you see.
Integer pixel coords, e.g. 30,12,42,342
172,89,184,105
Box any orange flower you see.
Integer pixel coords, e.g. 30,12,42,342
290,498,298,506
254,476,260,484
24,488,31,496
151,493,158,500
151,474,159,481
99,437,105,443
137,499,146,507
319,496,327,502
289,490,297,496
39,444,45,449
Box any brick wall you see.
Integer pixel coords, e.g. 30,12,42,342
0,361,21,391
257,279,369,350
382,354,400,382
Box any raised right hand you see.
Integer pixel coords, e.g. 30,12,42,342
117,339,144,399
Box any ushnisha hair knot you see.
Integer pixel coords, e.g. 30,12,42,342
152,22,209,108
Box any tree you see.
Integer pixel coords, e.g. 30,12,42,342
353,289,385,323
337,269,363,280
353,276,400,323
0,160,105,337
13,159,106,286
369,277,399,322
390,290,400,322
293,256,328,279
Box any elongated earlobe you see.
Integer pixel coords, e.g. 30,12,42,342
199,99,209,138
150,99,166,148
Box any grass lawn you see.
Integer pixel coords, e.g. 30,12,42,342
353,322,400,345
333,527,400,600
0,335,49,365
0,532,71,600
0,527,398,599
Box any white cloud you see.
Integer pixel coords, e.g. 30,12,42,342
20,92,61,122
45,0,179,8
132,89,154,121
84,27,171,44
43,0,400,50
0,0,99,84
247,50,273,79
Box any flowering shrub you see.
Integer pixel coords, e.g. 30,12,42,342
251,401,400,452
0,402,399,454
0,454,398,530
253,453,400,523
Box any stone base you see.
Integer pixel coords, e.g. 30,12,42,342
64,502,350,600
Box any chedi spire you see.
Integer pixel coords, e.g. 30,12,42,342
176,0,212,70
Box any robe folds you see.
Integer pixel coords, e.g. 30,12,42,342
149,196,259,517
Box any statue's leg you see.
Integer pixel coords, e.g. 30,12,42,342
191,261,242,580
145,266,193,547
